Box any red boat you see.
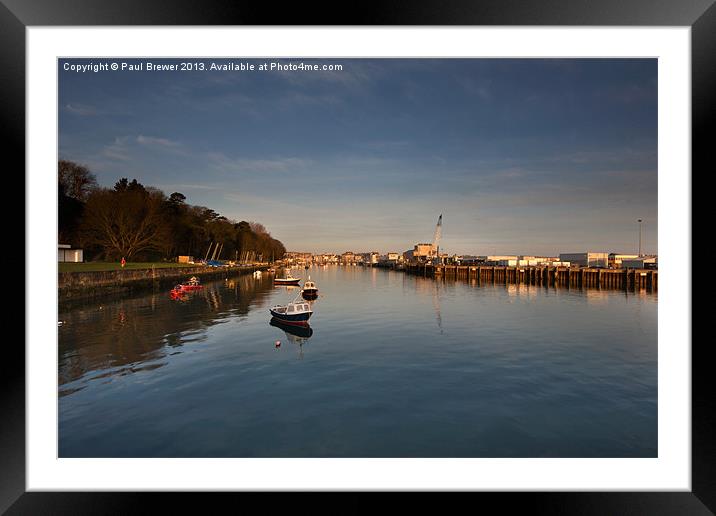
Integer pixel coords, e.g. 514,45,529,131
178,284,203,291
170,276,204,296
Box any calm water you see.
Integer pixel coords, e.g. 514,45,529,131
58,266,657,457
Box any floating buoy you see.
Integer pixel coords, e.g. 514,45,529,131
275,340,281,348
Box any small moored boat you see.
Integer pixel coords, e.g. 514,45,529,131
301,276,318,300
274,269,300,285
269,298,313,325
171,276,203,295
180,276,203,290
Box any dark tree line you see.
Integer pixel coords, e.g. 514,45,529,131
58,160,286,262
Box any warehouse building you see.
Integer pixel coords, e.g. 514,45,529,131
621,256,658,269
609,254,640,268
559,252,609,268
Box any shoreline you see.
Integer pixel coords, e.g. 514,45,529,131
58,264,269,309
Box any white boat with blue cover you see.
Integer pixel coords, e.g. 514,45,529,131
269,295,313,325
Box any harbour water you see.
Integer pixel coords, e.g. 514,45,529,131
58,265,657,457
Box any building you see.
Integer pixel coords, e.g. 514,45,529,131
386,252,400,262
284,252,313,265
58,244,83,263
609,253,639,268
458,255,483,264
403,243,436,263
414,243,434,258
516,256,556,266
341,251,355,264
559,252,609,268
621,256,658,269
315,253,338,264
478,255,518,265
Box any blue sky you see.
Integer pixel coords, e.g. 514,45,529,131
59,58,657,255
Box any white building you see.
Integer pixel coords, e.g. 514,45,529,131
559,252,609,268
609,254,639,268
58,244,83,263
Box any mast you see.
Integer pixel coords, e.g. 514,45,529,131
432,214,442,264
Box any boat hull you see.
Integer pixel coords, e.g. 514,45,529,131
269,309,312,325
301,289,318,300
274,279,300,285
270,317,313,337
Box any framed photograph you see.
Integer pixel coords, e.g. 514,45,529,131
7,0,709,512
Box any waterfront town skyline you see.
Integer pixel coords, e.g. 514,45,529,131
59,58,657,255
281,238,654,260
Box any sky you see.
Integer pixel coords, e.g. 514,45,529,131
58,58,657,256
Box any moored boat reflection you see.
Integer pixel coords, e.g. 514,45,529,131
270,317,313,359
270,317,314,340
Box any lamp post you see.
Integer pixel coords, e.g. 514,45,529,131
637,218,643,256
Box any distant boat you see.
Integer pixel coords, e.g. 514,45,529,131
274,269,300,285
253,270,262,278
301,276,318,300
269,299,313,325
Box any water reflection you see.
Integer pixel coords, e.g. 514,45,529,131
270,317,314,359
59,265,657,458
58,273,275,391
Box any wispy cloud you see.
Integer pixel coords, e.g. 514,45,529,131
156,183,224,192
64,103,100,116
137,135,180,148
208,152,311,174
101,136,132,161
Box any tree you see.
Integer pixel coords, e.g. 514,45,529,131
249,222,267,235
114,177,146,194
58,181,84,245
81,186,170,259
168,192,186,206
58,160,97,201
68,173,286,262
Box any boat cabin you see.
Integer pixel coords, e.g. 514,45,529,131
272,302,311,315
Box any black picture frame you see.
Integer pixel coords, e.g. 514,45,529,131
5,0,708,513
